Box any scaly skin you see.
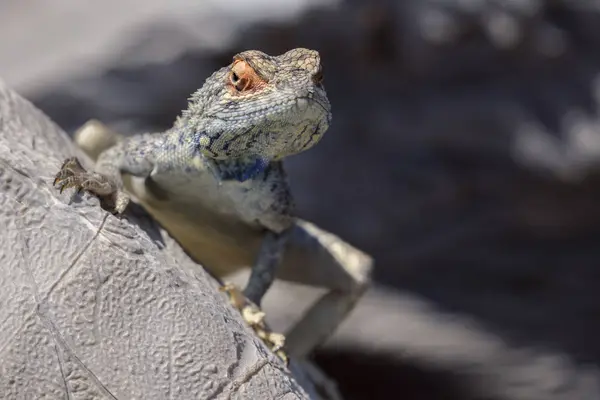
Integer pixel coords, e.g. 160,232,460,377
54,48,372,400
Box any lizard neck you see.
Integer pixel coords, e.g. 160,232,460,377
212,156,275,182
173,117,277,183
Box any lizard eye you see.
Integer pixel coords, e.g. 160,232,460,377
229,59,266,92
230,70,245,91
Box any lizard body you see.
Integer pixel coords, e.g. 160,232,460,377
54,48,372,397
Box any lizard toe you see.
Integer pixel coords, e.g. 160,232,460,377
220,282,289,365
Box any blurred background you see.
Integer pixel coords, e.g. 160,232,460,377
3,0,600,399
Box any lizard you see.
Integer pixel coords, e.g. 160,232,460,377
53,48,373,398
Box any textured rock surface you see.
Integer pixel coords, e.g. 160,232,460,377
0,80,314,399
8,0,600,399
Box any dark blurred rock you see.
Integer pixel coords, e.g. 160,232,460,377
22,0,600,399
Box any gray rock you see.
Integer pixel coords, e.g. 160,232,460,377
0,80,317,399
12,1,600,399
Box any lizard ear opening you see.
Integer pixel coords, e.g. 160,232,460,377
230,60,266,92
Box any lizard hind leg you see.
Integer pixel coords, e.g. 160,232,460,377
267,220,372,400
276,220,372,359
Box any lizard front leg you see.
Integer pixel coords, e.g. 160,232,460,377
54,134,158,214
217,165,296,364
243,229,290,305
220,229,291,364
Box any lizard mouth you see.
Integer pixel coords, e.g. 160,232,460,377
214,94,330,129
297,96,330,115
284,95,331,129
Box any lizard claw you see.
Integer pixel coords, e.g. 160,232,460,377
53,157,93,194
220,283,342,399
220,282,289,364
53,157,84,186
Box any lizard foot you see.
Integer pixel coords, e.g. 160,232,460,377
220,283,343,399
53,157,129,214
219,282,288,364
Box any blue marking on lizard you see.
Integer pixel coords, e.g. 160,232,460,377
221,157,270,182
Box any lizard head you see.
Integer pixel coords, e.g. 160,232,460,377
179,48,332,161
